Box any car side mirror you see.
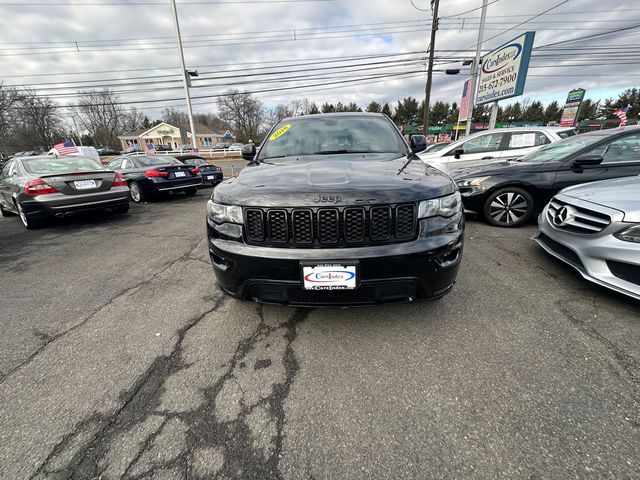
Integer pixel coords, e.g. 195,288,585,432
454,148,464,159
410,136,427,153
573,155,603,166
241,144,256,161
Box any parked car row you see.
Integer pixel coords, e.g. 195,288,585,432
0,154,223,229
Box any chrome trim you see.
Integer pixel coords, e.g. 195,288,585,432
156,183,202,191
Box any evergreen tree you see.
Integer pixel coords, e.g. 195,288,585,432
366,101,381,113
523,100,545,122
393,97,420,125
321,103,335,113
381,102,393,118
543,101,562,124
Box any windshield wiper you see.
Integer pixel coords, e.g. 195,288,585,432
397,152,420,175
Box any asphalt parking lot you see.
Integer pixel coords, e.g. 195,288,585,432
0,189,639,480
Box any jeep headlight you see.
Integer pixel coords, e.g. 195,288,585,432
207,200,243,224
418,192,462,218
456,176,491,188
614,224,640,244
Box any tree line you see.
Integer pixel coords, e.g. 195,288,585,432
1,83,638,154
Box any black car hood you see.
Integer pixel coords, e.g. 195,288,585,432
450,159,544,179
214,155,455,207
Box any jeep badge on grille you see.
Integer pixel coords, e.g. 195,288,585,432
313,194,342,204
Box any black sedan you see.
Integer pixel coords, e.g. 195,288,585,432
175,155,223,187
0,155,130,229
451,127,640,227
106,155,202,203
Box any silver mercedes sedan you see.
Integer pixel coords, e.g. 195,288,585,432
0,155,130,229
534,176,640,300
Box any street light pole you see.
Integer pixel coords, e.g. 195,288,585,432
422,0,440,135
465,0,489,136
170,0,197,149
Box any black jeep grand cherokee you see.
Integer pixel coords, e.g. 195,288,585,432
206,113,464,306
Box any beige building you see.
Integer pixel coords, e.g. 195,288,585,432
118,122,236,151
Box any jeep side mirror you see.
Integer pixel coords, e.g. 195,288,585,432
573,155,603,166
454,148,464,159
241,144,256,161
410,135,427,153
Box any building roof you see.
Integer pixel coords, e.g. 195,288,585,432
119,122,233,139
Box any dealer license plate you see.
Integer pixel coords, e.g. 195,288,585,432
302,264,357,290
74,180,96,190
206,175,214,180
175,171,186,177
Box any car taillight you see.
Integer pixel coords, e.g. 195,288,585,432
216,166,222,172
25,178,58,195
144,170,169,178
113,172,127,187
190,166,200,174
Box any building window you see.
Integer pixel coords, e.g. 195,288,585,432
203,137,213,146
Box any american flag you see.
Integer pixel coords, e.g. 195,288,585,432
54,139,79,155
146,143,156,154
613,106,629,127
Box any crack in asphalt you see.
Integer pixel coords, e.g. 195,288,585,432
0,239,206,384
29,295,226,480
557,297,640,402
31,303,311,480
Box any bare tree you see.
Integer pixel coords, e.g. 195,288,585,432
193,112,231,131
73,89,125,148
217,89,265,142
161,107,189,126
265,103,293,126
121,106,147,133
0,82,21,154
13,90,63,150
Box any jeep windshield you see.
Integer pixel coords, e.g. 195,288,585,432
257,115,408,162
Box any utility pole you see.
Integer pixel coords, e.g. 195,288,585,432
422,0,440,135
170,0,197,149
465,0,489,136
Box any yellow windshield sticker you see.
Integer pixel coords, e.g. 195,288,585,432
269,124,291,141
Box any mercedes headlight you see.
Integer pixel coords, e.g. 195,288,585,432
418,192,462,218
456,176,491,188
614,224,640,244
207,200,243,224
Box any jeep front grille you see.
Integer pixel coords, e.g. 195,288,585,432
243,204,417,247
547,197,611,234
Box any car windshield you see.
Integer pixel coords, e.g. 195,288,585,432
257,115,407,162
519,134,604,162
137,155,178,166
426,143,450,153
21,156,104,174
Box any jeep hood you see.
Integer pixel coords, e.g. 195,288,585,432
214,155,456,207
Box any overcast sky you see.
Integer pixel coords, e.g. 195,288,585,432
1,0,638,119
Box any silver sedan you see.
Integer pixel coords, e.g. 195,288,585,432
0,155,130,229
534,176,640,300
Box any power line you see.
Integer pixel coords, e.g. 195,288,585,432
8,54,427,89
1,50,425,79
0,26,431,56
0,0,335,4
440,0,499,18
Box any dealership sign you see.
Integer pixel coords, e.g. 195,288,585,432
476,31,535,105
560,88,586,127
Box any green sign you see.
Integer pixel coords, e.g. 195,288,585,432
157,128,174,135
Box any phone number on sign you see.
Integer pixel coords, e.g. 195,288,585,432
477,73,518,94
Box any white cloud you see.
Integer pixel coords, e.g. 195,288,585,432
1,0,638,118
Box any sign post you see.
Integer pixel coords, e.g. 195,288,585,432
560,88,586,127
